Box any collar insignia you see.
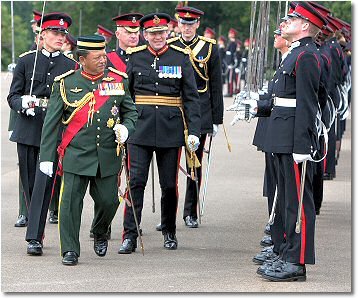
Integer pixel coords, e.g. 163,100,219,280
102,77,115,82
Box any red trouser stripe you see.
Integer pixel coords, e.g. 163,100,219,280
293,163,307,264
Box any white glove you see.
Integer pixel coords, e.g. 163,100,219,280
292,153,312,164
248,91,260,101
25,108,35,116
21,95,38,109
242,99,258,116
187,135,200,152
113,124,129,144
8,131,13,139
211,124,219,137
40,161,53,177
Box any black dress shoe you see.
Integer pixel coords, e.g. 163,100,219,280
163,232,178,250
62,251,78,266
118,238,136,254
48,211,58,224
260,235,273,247
156,223,162,231
94,235,108,257
315,209,320,215
184,216,198,228
261,262,306,282
15,215,28,227
90,228,111,240
264,223,271,235
27,240,43,255
323,173,334,180
257,256,284,275
252,246,278,265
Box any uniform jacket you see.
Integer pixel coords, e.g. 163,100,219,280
170,35,223,134
225,40,238,67
257,37,322,155
126,44,201,147
39,68,138,178
7,49,78,146
107,47,128,72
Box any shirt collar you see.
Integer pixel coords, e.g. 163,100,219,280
41,48,60,58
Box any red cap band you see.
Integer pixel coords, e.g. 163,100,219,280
115,19,140,27
142,18,168,28
42,19,69,30
294,5,325,29
177,11,201,19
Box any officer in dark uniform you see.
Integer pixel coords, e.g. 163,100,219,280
7,12,78,256
61,33,77,60
96,24,114,52
107,13,143,72
39,35,138,265
118,13,201,253
232,2,327,281
225,28,239,97
169,6,223,228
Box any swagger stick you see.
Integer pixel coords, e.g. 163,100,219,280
295,160,307,234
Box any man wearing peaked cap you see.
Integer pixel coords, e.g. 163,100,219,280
30,10,42,33
168,5,223,230
225,28,239,96
107,13,143,71
7,12,78,257
61,33,77,60
282,2,297,21
235,1,327,281
204,27,215,39
118,12,201,253
96,24,114,50
39,34,137,265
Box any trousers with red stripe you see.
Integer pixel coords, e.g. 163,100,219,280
274,153,316,265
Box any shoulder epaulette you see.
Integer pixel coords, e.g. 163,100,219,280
19,50,36,58
169,44,190,55
54,70,75,82
199,36,217,44
167,36,180,44
108,67,128,78
64,53,78,63
126,45,147,55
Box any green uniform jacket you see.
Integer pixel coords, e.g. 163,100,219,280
39,68,138,178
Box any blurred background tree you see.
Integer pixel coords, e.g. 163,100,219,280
1,1,352,71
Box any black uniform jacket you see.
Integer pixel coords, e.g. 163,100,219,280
7,49,78,146
256,37,322,155
170,35,223,134
107,47,128,71
126,44,201,148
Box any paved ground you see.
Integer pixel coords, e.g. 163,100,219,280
1,72,352,293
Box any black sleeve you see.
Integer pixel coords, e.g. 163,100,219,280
7,57,27,113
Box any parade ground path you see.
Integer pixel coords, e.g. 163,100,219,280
1,72,352,293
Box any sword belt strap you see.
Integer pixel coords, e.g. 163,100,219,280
135,95,182,107
273,97,297,107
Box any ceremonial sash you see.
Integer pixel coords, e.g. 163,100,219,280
107,52,127,72
57,71,123,175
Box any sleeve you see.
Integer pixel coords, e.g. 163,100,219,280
180,54,201,137
293,52,320,154
208,44,224,124
119,78,138,137
7,57,26,113
39,81,64,163
126,57,135,99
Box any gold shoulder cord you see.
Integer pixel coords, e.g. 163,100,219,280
59,79,95,125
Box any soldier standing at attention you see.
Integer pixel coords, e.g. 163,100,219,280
169,6,223,228
38,35,138,265
7,12,78,256
118,13,201,253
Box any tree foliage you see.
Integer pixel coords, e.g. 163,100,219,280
1,1,352,71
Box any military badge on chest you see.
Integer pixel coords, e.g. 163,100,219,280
98,82,125,96
158,66,182,78
106,104,121,128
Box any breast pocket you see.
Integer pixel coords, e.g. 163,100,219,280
136,70,151,85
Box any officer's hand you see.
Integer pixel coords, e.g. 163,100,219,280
40,161,53,177
25,108,35,116
209,124,219,137
8,131,13,139
248,91,260,101
187,135,200,152
21,95,38,109
113,124,129,144
292,153,312,164
230,111,247,125
242,99,258,116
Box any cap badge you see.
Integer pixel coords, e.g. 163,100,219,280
185,12,191,17
132,17,137,23
59,19,64,26
153,15,160,25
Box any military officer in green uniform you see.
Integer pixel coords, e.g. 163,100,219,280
39,35,138,266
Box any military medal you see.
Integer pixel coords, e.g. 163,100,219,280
98,82,125,95
107,118,115,128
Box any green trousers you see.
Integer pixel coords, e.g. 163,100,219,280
58,172,119,256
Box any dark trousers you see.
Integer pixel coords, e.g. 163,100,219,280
183,134,207,220
123,144,181,241
18,171,28,217
274,154,315,265
59,171,119,256
25,157,60,242
264,153,285,254
312,160,324,212
325,118,337,176
226,67,236,96
17,143,39,208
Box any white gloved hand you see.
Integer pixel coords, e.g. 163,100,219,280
242,99,258,116
21,95,38,109
292,153,312,164
211,124,219,137
113,124,129,144
187,135,200,152
40,161,53,177
25,108,35,116
8,131,13,139
248,91,260,101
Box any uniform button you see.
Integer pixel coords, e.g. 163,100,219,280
155,93,158,96
155,82,158,85
47,73,50,75
97,143,100,146
97,127,100,130
50,61,53,64
138,72,141,75
42,108,45,111
97,135,100,138
93,89,96,91
97,118,100,121
97,111,100,114
47,85,50,87
282,71,286,74
92,82,95,84
155,106,158,109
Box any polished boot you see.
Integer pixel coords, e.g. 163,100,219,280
257,256,284,275
252,246,278,265
62,251,78,266
264,223,271,235
261,261,306,282
184,216,198,228
118,238,136,254
163,232,178,250
156,223,162,231
93,235,108,257
15,215,28,227
48,210,58,224
260,235,273,247
27,240,43,255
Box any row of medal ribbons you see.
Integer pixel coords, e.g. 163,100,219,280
98,82,125,96
158,66,182,78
